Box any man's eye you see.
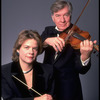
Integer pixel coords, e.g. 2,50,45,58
65,13,70,16
55,15,60,17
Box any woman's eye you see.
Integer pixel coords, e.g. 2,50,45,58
24,46,29,49
33,47,38,51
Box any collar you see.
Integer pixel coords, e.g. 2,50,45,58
55,26,59,31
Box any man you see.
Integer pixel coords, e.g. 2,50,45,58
41,1,97,100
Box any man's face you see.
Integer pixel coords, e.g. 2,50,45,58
52,6,71,31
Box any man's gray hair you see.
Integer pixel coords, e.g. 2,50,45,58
50,0,73,15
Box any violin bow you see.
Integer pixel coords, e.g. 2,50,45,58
66,0,99,52
12,75,42,96
65,0,90,41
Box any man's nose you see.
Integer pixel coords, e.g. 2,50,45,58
60,16,65,22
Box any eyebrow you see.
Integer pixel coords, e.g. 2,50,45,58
23,45,38,48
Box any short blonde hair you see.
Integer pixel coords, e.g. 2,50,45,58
12,30,42,62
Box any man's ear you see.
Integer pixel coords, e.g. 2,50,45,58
51,15,54,22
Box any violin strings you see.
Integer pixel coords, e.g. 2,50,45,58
12,75,42,96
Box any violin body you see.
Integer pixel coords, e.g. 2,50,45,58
58,0,99,52
59,25,91,49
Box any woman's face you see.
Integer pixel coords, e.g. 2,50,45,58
17,39,38,65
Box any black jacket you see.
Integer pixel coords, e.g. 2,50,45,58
41,25,91,100
1,61,55,100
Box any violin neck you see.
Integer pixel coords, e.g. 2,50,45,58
93,44,99,52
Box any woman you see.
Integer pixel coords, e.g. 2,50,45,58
1,30,54,100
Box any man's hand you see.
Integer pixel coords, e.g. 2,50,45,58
43,37,65,52
80,39,97,61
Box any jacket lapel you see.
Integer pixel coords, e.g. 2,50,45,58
11,62,32,97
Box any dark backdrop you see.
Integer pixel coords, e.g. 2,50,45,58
1,0,99,100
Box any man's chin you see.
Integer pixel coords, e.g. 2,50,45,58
58,27,67,31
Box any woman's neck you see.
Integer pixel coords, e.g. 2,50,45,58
19,60,33,72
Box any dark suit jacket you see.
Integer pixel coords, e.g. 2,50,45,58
1,61,55,100
41,25,91,100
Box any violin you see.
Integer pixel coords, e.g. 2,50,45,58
59,0,99,53
59,25,99,52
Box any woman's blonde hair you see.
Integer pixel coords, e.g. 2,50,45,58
12,30,42,62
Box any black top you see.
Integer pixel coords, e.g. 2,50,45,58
41,25,91,100
1,61,55,100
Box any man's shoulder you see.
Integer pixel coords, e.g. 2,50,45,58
45,26,55,30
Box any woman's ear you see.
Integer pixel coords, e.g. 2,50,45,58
17,49,19,53
16,50,19,56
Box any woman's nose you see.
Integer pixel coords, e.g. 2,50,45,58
29,48,34,54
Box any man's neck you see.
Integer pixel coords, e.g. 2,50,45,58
55,23,73,32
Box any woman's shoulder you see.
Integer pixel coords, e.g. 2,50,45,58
2,62,13,71
1,62,14,79
1,62,17,76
